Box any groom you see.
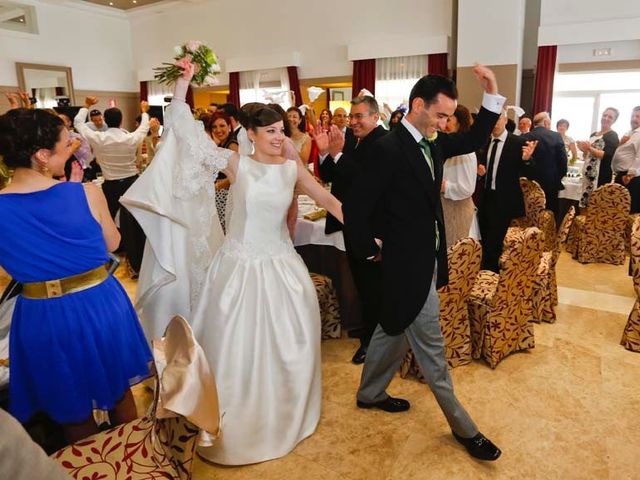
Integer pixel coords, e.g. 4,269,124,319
343,65,503,461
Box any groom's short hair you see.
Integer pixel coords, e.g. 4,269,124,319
104,108,122,128
408,75,458,112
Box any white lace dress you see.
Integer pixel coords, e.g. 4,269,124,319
193,155,321,465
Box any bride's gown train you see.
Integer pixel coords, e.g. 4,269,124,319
193,155,321,465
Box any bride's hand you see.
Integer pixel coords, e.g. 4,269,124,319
181,61,196,82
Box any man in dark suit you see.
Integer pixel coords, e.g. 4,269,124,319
523,112,568,218
478,111,537,272
316,96,387,364
343,66,503,461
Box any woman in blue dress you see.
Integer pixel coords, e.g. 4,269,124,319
0,108,152,442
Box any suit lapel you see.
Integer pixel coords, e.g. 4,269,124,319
396,124,436,203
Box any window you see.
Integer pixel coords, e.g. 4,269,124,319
552,71,640,141
0,2,38,34
375,55,427,112
239,68,292,108
147,80,173,106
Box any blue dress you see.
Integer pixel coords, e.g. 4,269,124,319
0,182,151,424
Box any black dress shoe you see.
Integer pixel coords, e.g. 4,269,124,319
452,432,502,461
351,345,367,364
357,396,410,413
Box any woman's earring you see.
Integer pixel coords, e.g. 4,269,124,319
250,140,256,155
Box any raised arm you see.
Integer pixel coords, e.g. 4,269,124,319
126,102,151,146
74,97,102,144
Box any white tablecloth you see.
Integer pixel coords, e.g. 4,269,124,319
294,217,345,252
559,179,582,201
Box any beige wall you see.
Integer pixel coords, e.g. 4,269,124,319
456,64,519,112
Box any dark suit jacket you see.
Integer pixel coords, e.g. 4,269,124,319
477,133,530,219
319,125,387,234
343,108,499,336
522,127,567,197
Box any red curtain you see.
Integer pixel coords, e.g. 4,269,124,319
532,45,557,115
139,81,148,102
287,66,303,106
427,53,448,77
186,86,194,109
227,72,240,107
352,59,376,96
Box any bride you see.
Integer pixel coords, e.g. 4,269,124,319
122,62,343,465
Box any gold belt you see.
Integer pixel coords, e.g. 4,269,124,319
22,265,108,299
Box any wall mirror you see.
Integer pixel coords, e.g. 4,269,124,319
16,63,75,107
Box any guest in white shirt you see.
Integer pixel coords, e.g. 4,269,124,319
613,106,640,212
74,97,150,277
440,105,479,247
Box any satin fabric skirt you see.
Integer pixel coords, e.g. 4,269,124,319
191,243,322,465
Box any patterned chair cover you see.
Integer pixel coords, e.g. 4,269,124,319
310,273,342,340
400,238,482,381
621,216,640,352
625,213,640,253
468,227,543,368
532,207,576,323
53,316,220,480
568,183,630,265
511,178,556,252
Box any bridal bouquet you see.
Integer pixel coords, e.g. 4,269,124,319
154,40,221,86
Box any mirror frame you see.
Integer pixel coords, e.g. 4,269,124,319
15,62,76,106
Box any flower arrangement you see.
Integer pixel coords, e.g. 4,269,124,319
154,40,221,86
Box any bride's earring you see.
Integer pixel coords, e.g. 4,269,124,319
250,140,256,155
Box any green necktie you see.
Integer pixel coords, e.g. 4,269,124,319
418,138,434,180
417,138,440,252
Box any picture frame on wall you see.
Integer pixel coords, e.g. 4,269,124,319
331,91,344,101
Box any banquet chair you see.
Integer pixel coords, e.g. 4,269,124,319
567,183,630,265
468,227,543,368
511,178,556,252
310,273,342,339
400,238,482,381
531,207,576,323
621,216,640,352
53,316,220,480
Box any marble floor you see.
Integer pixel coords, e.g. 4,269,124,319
4,251,639,479
127,252,640,480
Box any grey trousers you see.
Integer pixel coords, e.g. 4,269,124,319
356,264,478,438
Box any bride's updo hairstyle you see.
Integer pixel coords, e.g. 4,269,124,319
0,108,64,169
240,103,284,132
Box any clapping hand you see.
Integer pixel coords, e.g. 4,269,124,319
18,90,31,108
327,125,345,158
310,121,330,154
140,101,150,113
576,140,590,154
522,140,538,161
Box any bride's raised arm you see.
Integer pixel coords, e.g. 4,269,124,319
295,162,343,224
167,62,238,191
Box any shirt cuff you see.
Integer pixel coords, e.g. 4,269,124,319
481,92,507,115
319,152,343,164
333,152,343,163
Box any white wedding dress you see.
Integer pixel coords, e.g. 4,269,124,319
122,100,321,465
194,155,321,465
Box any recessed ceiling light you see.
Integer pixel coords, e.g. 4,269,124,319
109,2,113,4
133,0,137,3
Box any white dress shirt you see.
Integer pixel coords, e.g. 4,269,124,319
443,152,477,200
487,129,509,190
74,108,149,180
612,127,640,175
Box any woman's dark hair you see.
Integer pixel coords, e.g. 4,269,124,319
0,108,64,169
451,104,473,134
286,106,306,132
556,119,570,129
267,104,291,137
239,102,266,129
319,108,332,125
389,110,404,130
243,104,285,132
